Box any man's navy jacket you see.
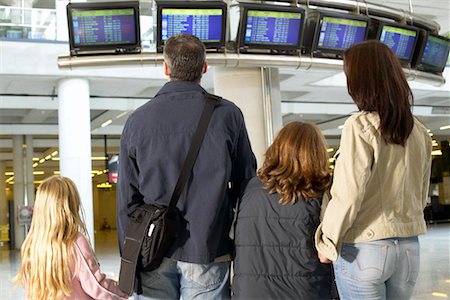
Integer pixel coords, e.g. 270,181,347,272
117,80,256,263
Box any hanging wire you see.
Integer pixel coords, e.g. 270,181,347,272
361,0,370,16
408,0,414,26
299,0,311,70
296,49,302,69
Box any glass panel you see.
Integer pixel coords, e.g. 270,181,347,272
0,6,56,40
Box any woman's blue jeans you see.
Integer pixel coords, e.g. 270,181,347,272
333,237,420,300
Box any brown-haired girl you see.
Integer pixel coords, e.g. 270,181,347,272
232,121,333,299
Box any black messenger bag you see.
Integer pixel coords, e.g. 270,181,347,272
118,92,220,296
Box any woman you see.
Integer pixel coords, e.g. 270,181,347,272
16,175,128,300
233,121,334,299
315,40,432,299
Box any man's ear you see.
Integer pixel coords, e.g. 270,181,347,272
202,60,208,74
163,61,170,76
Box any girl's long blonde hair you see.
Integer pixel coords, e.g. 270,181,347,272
15,175,87,300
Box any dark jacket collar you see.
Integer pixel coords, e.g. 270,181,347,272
155,80,205,97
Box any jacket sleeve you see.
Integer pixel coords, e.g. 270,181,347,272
75,234,129,300
422,136,433,209
117,118,144,254
229,110,257,203
315,117,374,261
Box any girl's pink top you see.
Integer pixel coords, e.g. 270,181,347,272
66,233,128,300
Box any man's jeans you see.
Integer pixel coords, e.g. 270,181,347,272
136,258,230,300
333,237,420,300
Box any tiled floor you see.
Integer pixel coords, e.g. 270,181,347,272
0,224,449,299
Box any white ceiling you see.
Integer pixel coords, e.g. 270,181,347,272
379,0,450,35
0,0,449,181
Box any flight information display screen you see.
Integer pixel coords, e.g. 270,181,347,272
318,17,367,50
71,8,137,46
244,10,302,46
161,8,223,42
421,35,450,67
380,25,417,60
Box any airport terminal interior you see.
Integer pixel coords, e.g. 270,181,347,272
0,0,449,299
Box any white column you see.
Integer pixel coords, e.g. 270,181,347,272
58,78,94,247
55,0,70,41
261,67,283,143
25,135,34,206
0,161,7,226
213,67,282,167
13,135,25,249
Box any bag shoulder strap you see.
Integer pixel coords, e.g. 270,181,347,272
167,92,221,213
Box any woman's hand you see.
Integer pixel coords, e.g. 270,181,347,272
318,252,332,264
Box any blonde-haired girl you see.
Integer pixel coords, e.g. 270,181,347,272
16,175,128,300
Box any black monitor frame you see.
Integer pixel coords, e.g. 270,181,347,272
237,3,305,54
155,1,227,53
413,31,450,74
372,20,419,65
67,1,141,56
306,10,370,59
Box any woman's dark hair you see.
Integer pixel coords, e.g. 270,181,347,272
163,33,206,82
343,40,414,146
258,121,331,204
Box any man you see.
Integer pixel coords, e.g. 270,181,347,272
117,33,256,299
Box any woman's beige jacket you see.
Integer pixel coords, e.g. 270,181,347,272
315,112,432,261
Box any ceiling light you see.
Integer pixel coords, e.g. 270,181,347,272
431,292,448,298
33,163,38,167
97,182,112,189
432,150,442,156
5,172,13,176
439,125,450,130
92,157,107,161
115,111,128,119
53,171,61,175
327,148,334,152
32,157,39,161
338,125,344,129
33,171,44,175
101,119,113,127
52,157,107,161
51,151,58,156
39,158,45,163
45,155,51,160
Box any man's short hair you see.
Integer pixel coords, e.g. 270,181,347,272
163,34,206,82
